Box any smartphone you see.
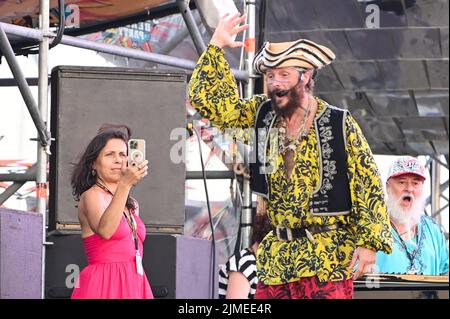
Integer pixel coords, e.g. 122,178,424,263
128,139,146,167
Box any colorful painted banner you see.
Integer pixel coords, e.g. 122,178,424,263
84,16,184,52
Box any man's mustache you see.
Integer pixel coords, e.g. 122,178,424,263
269,88,289,98
269,78,302,98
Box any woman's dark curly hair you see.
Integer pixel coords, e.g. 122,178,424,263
251,213,272,244
70,124,136,210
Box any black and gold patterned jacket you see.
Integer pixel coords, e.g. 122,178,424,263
251,100,352,217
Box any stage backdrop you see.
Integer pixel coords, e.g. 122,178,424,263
49,66,186,232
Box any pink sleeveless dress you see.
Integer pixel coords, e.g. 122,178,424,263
71,211,154,299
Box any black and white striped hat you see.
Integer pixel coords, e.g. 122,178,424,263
253,39,336,74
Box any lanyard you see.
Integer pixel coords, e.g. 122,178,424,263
391,222,420,273
95,182,139,251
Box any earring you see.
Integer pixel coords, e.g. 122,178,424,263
91,169,96,177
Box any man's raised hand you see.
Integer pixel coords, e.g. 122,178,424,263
210,13,248,49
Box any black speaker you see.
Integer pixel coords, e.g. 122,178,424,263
49,66,186,232
45,233,217,299
45,232,87,299
143,234,218,299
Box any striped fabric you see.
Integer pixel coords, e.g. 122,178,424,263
218,248,257,299
253,39,335,74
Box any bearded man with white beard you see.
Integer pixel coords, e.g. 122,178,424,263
376,156,449,275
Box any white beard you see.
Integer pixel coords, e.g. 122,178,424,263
387,190,425,229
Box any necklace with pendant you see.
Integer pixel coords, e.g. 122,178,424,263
391,222,420,274
278,100,312,155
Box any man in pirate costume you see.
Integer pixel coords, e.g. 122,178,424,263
189,13,392,299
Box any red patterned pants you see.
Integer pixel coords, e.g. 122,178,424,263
254,276,354,299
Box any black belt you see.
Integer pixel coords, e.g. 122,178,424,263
275,223,341,242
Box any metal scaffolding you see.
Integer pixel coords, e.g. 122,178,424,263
240,0,257,250
0,22,248,81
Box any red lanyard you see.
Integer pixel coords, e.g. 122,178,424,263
95,182,139,251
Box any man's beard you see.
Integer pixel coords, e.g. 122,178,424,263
387,190,425,228
268,84,302,117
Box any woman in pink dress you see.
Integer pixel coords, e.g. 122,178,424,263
70,124,153,299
